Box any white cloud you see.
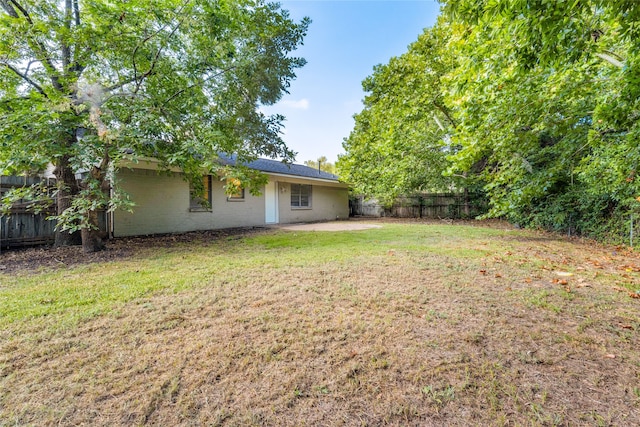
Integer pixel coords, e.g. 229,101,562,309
280,98,310,110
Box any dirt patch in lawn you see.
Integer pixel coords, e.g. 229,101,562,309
0,227,269,275
0,219,504,275
1,221,640,426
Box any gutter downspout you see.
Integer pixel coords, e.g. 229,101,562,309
109,182,115,239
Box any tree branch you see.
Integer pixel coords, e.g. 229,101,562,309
134,26,179,93
132,0,190,92
3,1,64,91
73,0,80,26
161,63,240,108
101,90,151,106
162,84,196,107
595,52,624,68
0,0,19,17
104,76,138,93
7,0,31,22
57,1,85,83
0,62,48,96
62,0,72,71
433,100,457,127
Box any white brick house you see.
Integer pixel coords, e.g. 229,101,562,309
111,156,349,237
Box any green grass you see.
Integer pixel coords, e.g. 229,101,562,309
0,224,502,329
1,221,640,426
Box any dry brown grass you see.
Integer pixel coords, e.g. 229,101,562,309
1,220,639,426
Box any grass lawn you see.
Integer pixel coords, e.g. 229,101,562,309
1,221,639,426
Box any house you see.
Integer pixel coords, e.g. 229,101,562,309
111,155,349,237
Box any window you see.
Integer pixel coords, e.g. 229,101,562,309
189,175,212,211
291,184,311,208
226,178,245,201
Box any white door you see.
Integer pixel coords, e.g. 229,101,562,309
265,181,279,224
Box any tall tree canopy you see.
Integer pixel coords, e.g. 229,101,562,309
442,0,640,238
0,0,308,251
340,1,640,241
337,22,460,206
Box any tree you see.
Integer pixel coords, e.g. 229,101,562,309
442,0,640,68
442,0,640,239
339,1,640,239
304,156,336,174
337,21,461,206
0,0,309,252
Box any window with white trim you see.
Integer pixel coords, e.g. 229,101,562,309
291,184,311,208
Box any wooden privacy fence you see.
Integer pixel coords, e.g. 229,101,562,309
0,175,108,249
1,175,57,248
350,193,488,219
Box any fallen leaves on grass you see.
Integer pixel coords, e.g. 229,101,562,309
2,221,640,426
612,286,640,300
588,260,605,269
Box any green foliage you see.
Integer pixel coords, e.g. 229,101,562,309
219,164,269,197
340,1,640,240
0,182,52,215
439,0,640,242
0,0,308,245
337,21,463,206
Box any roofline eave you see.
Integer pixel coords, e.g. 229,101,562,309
117,156,347,187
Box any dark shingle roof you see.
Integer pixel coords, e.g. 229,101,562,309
218,154,340,181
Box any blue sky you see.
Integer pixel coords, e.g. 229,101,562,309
262,0,442,164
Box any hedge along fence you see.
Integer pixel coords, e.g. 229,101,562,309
350,192,489,219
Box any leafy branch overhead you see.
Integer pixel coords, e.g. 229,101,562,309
0,0,309,251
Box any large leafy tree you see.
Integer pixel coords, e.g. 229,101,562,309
442,0,640,238
337,22,460,206
0,0,308,251
339,1,640,240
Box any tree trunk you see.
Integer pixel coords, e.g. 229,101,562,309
53,154,82,247
79,156,111,253
81,209,105,253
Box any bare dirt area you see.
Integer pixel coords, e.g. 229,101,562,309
0,227,269,275
0,219,497,275
1,220,640,426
